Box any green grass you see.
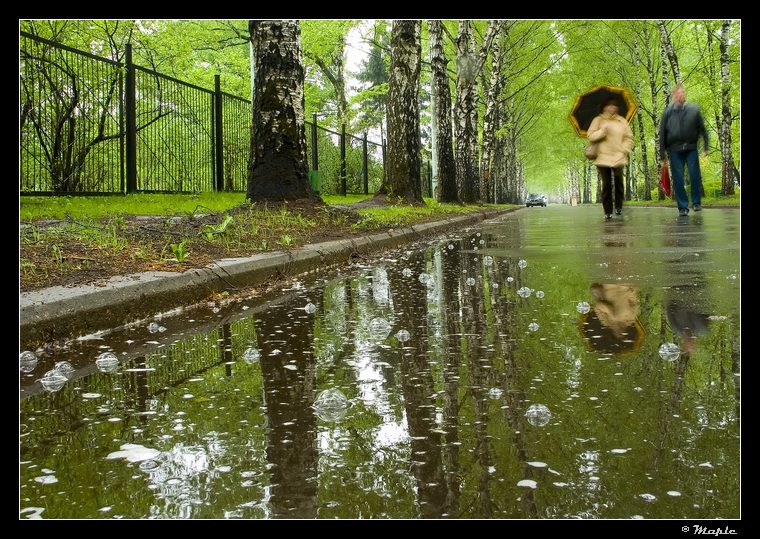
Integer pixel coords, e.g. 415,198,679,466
20,193,246,221
321,194,373,205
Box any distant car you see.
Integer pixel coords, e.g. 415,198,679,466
526,193,546,207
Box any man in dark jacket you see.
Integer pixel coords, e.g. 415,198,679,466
659,84,710,216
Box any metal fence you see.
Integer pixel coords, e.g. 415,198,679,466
20,32,387,196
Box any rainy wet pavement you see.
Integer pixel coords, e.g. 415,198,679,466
19,205,740,519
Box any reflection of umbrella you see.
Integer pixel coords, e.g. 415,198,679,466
578,310,645,355
569,84,637,137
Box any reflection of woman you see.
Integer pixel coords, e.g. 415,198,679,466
587,99,634,220
581,283,643,354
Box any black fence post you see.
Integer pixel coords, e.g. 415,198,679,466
362,132,369,195
125,43,137,193
340,123,347,196
214,74,224,191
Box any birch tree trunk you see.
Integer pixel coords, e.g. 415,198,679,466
247,20,315,201
454,21,479,203
480,21,506,204
658,20,683,85
382,20,423,204
719,20,736,195
428,20,458,203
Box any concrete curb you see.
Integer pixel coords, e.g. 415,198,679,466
21,207,517,345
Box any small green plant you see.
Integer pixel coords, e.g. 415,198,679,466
278,234,294,247
51,244,64,271
20,258,37,278
259,239,268,251
202,215,234,241
170,240,190,262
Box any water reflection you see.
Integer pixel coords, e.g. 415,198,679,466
19,208,739,519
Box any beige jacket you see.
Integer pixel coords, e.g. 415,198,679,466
587,112,634,168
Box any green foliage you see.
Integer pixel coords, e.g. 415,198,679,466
170,240,190,262
203,215,235,241
20,193,244,221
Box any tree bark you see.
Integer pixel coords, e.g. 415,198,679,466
247,20,316,201
658,20,682,85
480,21,506,204
428,20,458,203
382,20,423,204
454,21,479,203
719,20,736,195
636,107,652,200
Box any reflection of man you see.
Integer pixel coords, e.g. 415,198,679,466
666,297,710,354
580,283,644,354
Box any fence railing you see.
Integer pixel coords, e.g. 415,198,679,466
20,32,387,197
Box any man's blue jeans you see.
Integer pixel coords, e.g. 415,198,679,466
668,149,702,210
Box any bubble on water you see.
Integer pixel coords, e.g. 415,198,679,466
667,491,681,497
418,273,433,287
576,301,591,314
633,386,643,392
527,461,547,468
599,262,609,268
54,361,75,379
395,329,411,343
476,232,481,237
96,352,119,373
726,273,737,280
535,290,545,299
518,259,528,269
158,326,167,333
483,255,494,266
609,448,629,454
525,404,551,427
314,389,349,422
139,459,162,472
658,343,680,362
20,351,38,373
479,239,485,245
488,387,503,399
473,246,478,251
528,322,540,332
517,287,532,298
212,307,221,314
283,364,297,371
698,462,713,469
148,322,160,333
369,318,392,341
304,302,317,314
41,369,67,392
242,347,261,364
492,282,499,288
34,475,58,485
466,277,476,287
517,479,537,489
448,244,454,250
638,493,656,502
506,277,514,283
402,268,413,277
707,315,727,321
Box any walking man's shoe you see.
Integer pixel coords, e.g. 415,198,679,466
679,208,689,216
605,214,613,220
615,209,622,216
693,204,702,211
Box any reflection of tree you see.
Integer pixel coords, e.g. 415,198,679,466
395,261,447,518
491,256,538,518
460,252,496,517
258,310,318,518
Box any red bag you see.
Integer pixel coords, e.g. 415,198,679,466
659,163,671,197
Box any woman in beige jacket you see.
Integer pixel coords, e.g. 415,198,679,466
587,99,634,220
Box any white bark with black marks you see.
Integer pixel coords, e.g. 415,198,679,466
428,20,458,203
454,21,479,203
658,20,682,85
480,21,506,204
247,20,315,201
719,20,736,195
383,20,423,204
